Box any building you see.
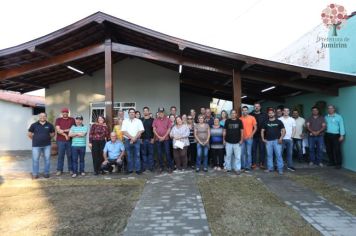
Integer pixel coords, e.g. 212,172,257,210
0,12,355,169
0,90,45,150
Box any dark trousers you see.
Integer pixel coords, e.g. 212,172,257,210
211,148,224,168
173,147,188,170
72,146,86,174
141,139,154,171
325,133,342,166
156,140,173,169
252,136,266,165
292,138,303,161
91,140,106,173
187,143,197,167
101,159,123,172
57,140,72,172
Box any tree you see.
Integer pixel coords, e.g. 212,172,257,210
321,4,348,36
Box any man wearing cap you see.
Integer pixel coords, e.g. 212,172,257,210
55,108,75,175
101,132,125,173
153,107,173,173
121,108,145,174
69,115,88,178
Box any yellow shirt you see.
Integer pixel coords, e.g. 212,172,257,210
113,125,123,141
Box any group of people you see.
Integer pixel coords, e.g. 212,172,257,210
28,102,345,179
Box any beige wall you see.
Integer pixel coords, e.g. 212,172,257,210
0,101,36,150
46,58,180,123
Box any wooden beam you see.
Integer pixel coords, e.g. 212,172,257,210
240,62,254,71
0,43,105,81
232,68,242,114
9,78,48,89
112,42,232,75
105,39,113,130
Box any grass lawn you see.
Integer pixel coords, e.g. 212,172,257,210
198,175,320,236
288,174,356,215
0,178,145,236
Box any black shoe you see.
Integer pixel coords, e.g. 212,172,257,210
327,163,336,166
335,165,342,169
136,171,142,175
32,175,39,179
94,172,99,176
44,174,50,178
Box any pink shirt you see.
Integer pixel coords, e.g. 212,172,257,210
153,116,172,141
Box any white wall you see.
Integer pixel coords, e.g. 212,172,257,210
0,101,36,150
46,58,180,123
272,24,330,70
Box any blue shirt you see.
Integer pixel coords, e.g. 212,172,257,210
103,140,125,160
325,113,345,135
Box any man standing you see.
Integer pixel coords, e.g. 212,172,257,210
28,113,55,179
223,109,244,174
153,107,173,173
251,102,268,169
101,132,125,173
324,105,345,169
200,107,206,117
292,109,306,162
306,107,326,167
240,106,257,171
55,107,75,175
205,108,214,127
279,107,296,171
170,106,178,118
261,109,286,175
121,108,145,174
141,106,155,172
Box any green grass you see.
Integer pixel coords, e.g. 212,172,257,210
0,178,145,236
198,175,320,236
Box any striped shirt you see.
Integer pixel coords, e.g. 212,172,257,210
70,125,88,147
188,125,196,144
210,126,224,149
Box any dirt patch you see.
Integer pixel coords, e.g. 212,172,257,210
0,178,145,235
198,175,320,236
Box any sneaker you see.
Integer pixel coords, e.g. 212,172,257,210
32,175,39,179
136,171,142,175
44,174,50,178
278,171,284,175
309,162,314,166
71,173,77,178
319,163,324,167
56,171,62,176
173,170,179,173
235,170,241,175
287,167,296,171
69,171,73,175
245,168,251,173
217,167,222,171
196,168,200,173
81,172,86,176
264,169,272,173
203,168,208,172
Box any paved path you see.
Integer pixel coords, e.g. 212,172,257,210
258,173,356,236
123,171,211,236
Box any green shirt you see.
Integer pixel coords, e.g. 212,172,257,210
70,125,88,147
325,113,345,135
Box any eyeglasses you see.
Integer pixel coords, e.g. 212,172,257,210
187,118,193,120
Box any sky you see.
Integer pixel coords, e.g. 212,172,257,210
1,0,354,96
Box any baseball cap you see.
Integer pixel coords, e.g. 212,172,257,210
158,107,165,112
75,115,83,120
61,107,69,113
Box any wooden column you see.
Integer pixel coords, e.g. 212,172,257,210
104,39,113,130
232,68,242,116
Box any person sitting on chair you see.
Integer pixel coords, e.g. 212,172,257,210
101,132,125,173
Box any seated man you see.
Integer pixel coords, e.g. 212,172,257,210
101,132,125,173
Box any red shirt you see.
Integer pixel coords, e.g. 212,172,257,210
153,117,172,141
55,117,75,141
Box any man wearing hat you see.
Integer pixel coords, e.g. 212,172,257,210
55,107,75,175
101,132,125,173
153,107,174,173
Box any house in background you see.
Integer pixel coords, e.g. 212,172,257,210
0,90,45,151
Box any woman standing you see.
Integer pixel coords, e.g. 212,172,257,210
170,116,190,172
210,118,225,170
181,114,188,125
187,115,197,169
89,115,109,175
194,115,210,172
220,110,228,127
113,117,124,141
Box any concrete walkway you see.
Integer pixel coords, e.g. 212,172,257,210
123,171,211,236
258,173,356,236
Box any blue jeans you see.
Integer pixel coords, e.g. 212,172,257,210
72,146,86,174
156,140,173,169
241,138,253,169
56,140,72,172
141,139,154,170
225,142,241,171
125,139,141,172
292,138,303,161
282,139,294,168
252,136,265,165
32,145,51,176
196,143,209,169
266,140,284,172
309,136,324,164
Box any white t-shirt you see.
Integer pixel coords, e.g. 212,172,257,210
121,118,144,139
278,116,296,140
293,117,305,139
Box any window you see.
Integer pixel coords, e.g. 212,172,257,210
90,102,136,123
